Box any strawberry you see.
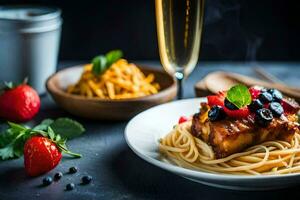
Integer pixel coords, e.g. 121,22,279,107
249,87,261,99
207,91,226,107
178,116,190,124
281,98,300,114
0,83,40,122
223,106,250,118
24,136,62,177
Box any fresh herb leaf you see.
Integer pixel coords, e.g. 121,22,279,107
91,50,123,75
0,129,15,147
0,130,28,160
106,50,123,66
50,118,85,140
0,145,14,160
33,119,54,131
33,118,84,140
226,84,252,109
92,55,107,75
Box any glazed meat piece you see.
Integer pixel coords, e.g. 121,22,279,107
191,103,300,158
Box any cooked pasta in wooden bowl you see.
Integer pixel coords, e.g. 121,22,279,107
46,52,176,120
67,59,160,100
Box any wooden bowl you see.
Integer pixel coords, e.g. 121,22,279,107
46,65,177,120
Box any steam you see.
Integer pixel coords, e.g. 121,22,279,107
203,0,263,61
245,35,263,61
204,0,240,25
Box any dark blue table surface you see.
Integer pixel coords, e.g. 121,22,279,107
0,62,300,200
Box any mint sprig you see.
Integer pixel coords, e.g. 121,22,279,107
226,84,252,108
0,118,85,160
33,118,85,140
92,50,123,75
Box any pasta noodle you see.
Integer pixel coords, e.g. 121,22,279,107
159,120,300,175
67,59,160,99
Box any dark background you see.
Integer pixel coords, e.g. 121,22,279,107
1,0,299,61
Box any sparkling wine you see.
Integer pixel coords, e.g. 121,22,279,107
155,0,204,77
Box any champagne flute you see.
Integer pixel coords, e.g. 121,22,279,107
155,0,204,99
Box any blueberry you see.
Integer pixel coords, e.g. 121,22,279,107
208,106,226,121
268,89,283,102
259,92,273,103
81,175,93,185
255,108,273,127
269,102,284,117
224,98,238,110
69,167,78,174
54,172,63,180
66,183,75,191
42,176,53,186
248,99,264,112
261,88,268,93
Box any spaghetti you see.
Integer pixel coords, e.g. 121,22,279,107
159,120,300,175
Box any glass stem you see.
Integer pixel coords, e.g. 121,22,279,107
175,70,184,100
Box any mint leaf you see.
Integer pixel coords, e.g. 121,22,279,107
92,55,107,75
33,119,54,131
0,129,16,147
226,84,252,108
50,118,85,140
0,144,14,160
33,118,84,140
106,50,123,66
0,129,28,160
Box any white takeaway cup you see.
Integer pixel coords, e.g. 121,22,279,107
0,6,62,93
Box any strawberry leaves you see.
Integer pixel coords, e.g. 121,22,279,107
0,80,25,94
0,118,85,160
43,126,82,158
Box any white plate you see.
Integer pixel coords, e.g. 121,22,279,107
125,98,300,190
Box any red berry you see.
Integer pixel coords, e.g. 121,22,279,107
24,136,62,177
223,106,250,118
281,98,300,114
207,91,226,107
178,116,189,124
0,84,40,122
249,87,261,99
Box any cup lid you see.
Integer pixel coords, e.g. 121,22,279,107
0,6,61,22
0,6,62,33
